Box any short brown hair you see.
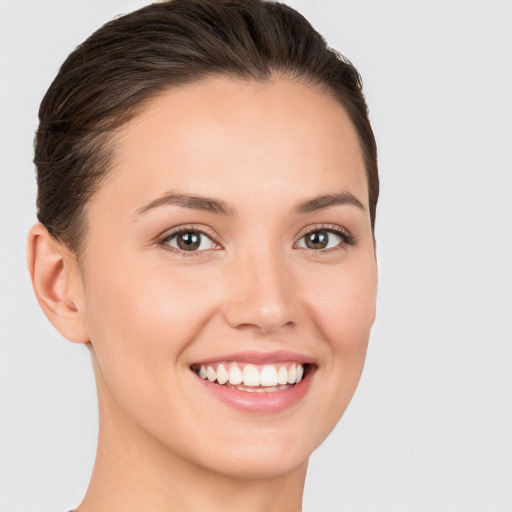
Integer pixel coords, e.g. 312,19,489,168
35,0,378,255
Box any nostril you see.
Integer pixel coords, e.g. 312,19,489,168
223,299,298,334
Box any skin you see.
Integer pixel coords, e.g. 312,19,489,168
28,76,377,512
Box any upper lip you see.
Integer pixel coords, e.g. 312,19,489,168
190,350,316,367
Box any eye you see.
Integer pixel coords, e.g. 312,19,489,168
295,227,354,251
162,229,218,252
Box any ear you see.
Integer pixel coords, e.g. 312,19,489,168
371,252,378,326
27,223,89,344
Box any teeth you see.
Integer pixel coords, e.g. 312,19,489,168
206,366,216,382
296,364,304,383
216,364,229,385
195,362,306,388
243,365,260,386
228,365,243,385
260,365,278,387
277,366,288,385
287,364,297,384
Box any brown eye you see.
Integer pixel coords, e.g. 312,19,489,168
177,231,200,250
165,230,216,252
304,230,329,249
296,229,346,251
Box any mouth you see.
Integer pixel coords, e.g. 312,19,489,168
190,356,316,413
191,361,312,392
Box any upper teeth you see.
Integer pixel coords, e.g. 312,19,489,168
196,363,305,387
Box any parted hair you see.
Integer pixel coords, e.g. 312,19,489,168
35,0,378,256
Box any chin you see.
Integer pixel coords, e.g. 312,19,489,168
171,413,336,481
197,444,311,480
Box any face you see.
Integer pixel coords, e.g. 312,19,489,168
78,76,377,479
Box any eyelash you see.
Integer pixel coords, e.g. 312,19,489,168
156,224,356,256
293,224,356,254
157,225,220,256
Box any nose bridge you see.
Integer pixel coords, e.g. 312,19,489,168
222,241,298,333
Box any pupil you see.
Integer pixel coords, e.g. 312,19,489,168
178,232,200,251
306,231,328,249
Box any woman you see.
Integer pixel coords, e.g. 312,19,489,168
27,1,378,510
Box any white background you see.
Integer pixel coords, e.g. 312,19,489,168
0,1,511,511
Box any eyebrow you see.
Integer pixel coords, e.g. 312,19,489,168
293,192,366,214
135,190,365,217
135,192,236,216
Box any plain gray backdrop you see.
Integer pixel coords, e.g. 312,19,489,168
0,1,511,511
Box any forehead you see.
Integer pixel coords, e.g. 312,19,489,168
96,76,368,215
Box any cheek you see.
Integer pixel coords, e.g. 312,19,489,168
307,256,377,410
82,259,222,396
85,261,220,352
312,257,377,350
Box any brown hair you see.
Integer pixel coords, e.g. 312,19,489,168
35,0,378,256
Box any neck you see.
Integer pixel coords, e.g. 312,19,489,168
77,374,307,512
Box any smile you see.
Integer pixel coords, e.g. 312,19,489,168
190,353,316,413
192,362,306,392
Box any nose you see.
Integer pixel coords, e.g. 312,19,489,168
222,250,299,335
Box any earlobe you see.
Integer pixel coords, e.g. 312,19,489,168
27,223,89,344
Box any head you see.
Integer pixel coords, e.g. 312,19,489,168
29,0,378,482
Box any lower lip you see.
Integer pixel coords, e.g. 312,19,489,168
194,368,315,414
